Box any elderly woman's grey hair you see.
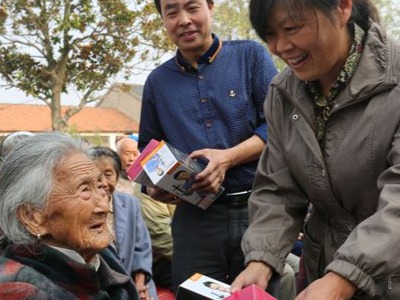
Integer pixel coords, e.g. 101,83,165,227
0,131,35,158
0,132,89,245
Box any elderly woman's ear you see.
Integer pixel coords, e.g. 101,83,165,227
16,205,48,238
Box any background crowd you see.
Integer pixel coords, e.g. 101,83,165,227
1,0,400,299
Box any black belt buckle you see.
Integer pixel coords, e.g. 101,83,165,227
219,190,251,207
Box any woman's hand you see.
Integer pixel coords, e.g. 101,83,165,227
296,272,357,300
230,261,274,293
134,272,153,300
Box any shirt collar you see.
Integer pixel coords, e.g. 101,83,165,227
175,33,222,72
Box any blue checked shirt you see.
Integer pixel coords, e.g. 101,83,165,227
139,35,277,193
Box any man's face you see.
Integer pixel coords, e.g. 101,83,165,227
160,0,214,58
117,138,140,171
38,152,112,261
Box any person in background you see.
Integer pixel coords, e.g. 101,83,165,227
116,136,175,291
88,146,158,300
116,136,140,172
0,132,138,299
232,0,400,299
139,0,279,296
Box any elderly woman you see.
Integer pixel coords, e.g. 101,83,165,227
0,132,139,299
88,146,158,300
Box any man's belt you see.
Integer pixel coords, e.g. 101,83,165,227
214,190,252,207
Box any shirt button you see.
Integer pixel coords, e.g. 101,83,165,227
199,75,203,80
201,98,207,103
322,169,326,176
206,120,212,127
292,114,299,120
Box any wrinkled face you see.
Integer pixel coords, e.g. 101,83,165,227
94,156,118,197
40,152,112,260
265,4,351,92
118,139,140,171
160,0,214,59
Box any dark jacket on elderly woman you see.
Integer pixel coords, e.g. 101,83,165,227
0,243,139,299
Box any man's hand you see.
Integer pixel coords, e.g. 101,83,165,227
190,148,232,194
296,272,357,300
190,135,265,194
146,186,183,205
230,261,274,293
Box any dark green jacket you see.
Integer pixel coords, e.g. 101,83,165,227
0,244,139,299
243,22,400,299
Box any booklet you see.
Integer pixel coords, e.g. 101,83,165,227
126,139,160,187
176,273,231,300
176,273,276,300
139,140,224,209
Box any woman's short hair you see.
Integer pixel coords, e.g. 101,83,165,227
249,0,379,42
88,146,122,179
0,132,88,244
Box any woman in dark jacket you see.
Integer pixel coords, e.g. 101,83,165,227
0,132,138,299
232,0,400,299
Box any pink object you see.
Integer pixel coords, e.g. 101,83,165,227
225,284,276,300
126,139,159,180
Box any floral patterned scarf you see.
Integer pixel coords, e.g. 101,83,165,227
306,23,365,148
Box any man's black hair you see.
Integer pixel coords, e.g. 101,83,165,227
154,0,214,15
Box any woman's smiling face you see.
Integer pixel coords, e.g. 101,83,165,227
265,2,352,92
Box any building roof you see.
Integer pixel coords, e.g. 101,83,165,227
98,83,143,122
0,103,139,134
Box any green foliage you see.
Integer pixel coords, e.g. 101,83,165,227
374,0,400,40
213,0,285,70
213,0,400,71
67,123,81,139
1,0,398,132
0,0,166,131
136,0,175,55
213,0,252,40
